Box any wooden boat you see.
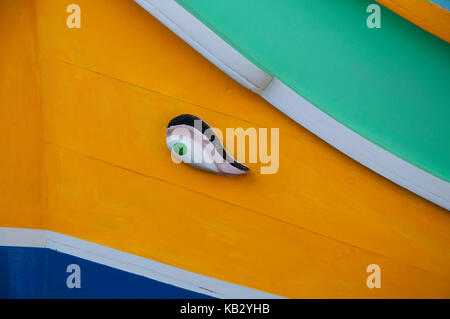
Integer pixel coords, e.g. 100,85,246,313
0,0,449,298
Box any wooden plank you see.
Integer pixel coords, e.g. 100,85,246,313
35,0,302,135
40,57,450,281
43,143,450,298
0,0,43,228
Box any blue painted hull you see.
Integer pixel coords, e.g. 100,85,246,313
0,247,211,299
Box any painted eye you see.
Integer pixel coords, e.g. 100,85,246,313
166,114,249,175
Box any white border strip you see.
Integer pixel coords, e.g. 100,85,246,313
0,227,47,248
134,0,273,94
0,227,281,299
135,0,450,210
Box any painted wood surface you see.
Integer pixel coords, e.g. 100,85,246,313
377,0,450,42
0,0,43,229
0,246,211,298
175,0,450,183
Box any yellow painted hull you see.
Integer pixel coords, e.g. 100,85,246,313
1,0,449,298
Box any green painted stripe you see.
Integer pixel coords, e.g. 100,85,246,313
177,0,450,182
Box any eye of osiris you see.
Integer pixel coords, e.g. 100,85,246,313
172,142,187,156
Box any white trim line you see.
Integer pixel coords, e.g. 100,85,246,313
0,227,281,299
0,227,46,248
135,0,450,210
134,0,273,94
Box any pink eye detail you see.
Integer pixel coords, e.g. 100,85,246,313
166,114,249,176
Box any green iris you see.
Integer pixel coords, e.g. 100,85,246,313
172,142,187,156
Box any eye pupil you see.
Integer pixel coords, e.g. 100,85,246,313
173,143,187,156
210,135,215,142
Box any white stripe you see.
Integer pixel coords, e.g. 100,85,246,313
135,0,450,210
0,227,46,247
0,227,281,299
134,0,273,94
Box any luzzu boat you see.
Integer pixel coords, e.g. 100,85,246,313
0,0,449,298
